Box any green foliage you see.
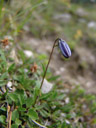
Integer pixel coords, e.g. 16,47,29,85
0,41,96,128
27,108,38,120
0,0,96,128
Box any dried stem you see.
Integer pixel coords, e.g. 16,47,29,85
33,38,60,106
7,104,14,128
40,38,60,90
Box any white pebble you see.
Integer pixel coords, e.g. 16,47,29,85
24,68,28,73
65,97,70,104
65,119,70,124
88,21,96,29
24,50,34,58
7,81,12,88
41,79,53,94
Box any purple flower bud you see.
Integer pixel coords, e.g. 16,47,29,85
58,39,71,58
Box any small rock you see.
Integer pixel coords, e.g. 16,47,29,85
90,0,95,3
65,119,70,124
10,49,19,64
65,97,70,104
55,70,61,75
53,13,72,23
19,60,23,65
60,67,65,72
76,8,88,17
51,106,56,109
88,21,96,29
7,81,12,88
24,68,28,73
78,18,86,23
41,79,53,94
5,45,10,50
63,89,70,93
4,35,13,40
82,104,87,109
24,50,34,58
86,81,92,88
6,81,13,91
23,25,30,32
61,113,66,117
44,120,51,126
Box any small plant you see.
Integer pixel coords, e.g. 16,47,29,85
0,0,96,127
0,37,96,128
33,38,71,127
34,38,71,104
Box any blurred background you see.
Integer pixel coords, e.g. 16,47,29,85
0,0,96,128
0,0,96,93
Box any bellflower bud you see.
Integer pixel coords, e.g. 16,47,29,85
58,39,71,58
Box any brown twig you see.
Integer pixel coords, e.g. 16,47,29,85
7,104,14,128
40,38,60,90
34,38,60,105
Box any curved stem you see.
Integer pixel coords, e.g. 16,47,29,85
40,38,60,90
33,38,60,106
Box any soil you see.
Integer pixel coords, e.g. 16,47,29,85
23,34,96,93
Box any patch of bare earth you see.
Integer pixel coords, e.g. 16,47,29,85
23,35,96,93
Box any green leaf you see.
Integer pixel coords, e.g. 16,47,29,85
37,54,47,60
27,108,38,120
0,81,7,87
12,110,19,121
50,91,58,100
17,74,32,90
18,50,26,62
56,94,66,100
40,92,52,100
35,80,41,89
48,75,60,81
0,50,6,62
26,97,33,108
0,115,6,124
8,93,18,102
0,72,8,87
39,110,50,118
17,107,26,112
0,0,4,19
0,107,6,111
61,122,67,128
15,118,22,125
11,124,18,128
8,63,16,73
61,104,73,113
32,87,40,105
15,89,27,106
